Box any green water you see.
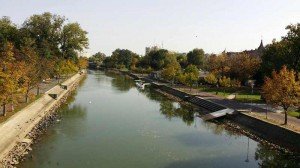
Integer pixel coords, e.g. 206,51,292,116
20,71,299,168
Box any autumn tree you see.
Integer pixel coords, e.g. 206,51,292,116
262,66,300,124
204,73,218,86
78,56,88,70
219,76,231,95
207,53,230,77
161,60,181,83
0,43,24,115
229,53,261,82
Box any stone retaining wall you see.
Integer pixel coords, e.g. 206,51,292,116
0,72,86,168
229,113,300,152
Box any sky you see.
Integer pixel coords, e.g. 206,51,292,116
0,0,299,56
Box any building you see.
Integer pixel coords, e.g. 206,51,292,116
226,40,265,58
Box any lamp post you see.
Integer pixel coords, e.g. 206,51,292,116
249,80,255,113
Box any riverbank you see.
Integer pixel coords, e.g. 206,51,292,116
0,71,86,168
120,71,300,152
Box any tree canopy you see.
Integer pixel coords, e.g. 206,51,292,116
262,66,300,124
187,48,205,69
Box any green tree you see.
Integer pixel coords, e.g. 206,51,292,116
61,23,89,60
143,49,169,70
176,53,188,68
89,52,106,68
0,16,19,46
23,12,65,58
182,65,199,90
262,66,300,125
260,23,300,82
187,48,205,69
110,49,139,70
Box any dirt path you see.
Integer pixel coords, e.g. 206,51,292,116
0,73,84,166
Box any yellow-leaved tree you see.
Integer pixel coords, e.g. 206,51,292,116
262,66,300,125
161,61,181,84
0,42,25,115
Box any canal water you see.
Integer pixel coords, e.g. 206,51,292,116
20,71,298,168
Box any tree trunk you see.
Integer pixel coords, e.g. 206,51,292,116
284,109,288,125
10,102,14,112
2,103,6,116
37,85,40,96
25,89,29,103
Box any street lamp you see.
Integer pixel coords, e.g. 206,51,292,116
249,80,255,112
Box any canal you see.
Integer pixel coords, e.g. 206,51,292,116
20,71,298,168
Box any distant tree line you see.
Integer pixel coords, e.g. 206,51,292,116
0,12,89,116
89,23,300,124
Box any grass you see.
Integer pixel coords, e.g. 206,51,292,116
199,86,263,103
288,111,300,118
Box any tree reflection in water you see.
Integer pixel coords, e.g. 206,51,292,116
106,72,135,92
255,143,300,167
139,87,299,167
94,72,299,167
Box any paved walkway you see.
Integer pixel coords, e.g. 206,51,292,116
0,73,83,164
176,87,300,133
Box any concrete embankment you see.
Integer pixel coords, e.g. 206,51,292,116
0,72,86,167
230,113,300,152
124,71,300,152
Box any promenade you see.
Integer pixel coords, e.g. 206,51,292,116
0,72,84,166
177,87,300,133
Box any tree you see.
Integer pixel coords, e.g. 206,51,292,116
110,49,139,70
0,16,19,46
89,52,106,68
23,12,65,58
182,65,199,90
54,59,78,83
229,53,261,82
204,73,218,86
78,57,88,70
176,53,188,68
143,49,169,70
260,23,300,81
0,42,24,115
262,66,300,124
219,76,231,95
187,48,205,69
161,61,181,83
207,53,230,78
61,23,89,60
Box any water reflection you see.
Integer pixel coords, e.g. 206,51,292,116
105,72,135,92
255,143,300,167
20,71,299,168
136,83,299,167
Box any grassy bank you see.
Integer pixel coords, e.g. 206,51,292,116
199,86,262,103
